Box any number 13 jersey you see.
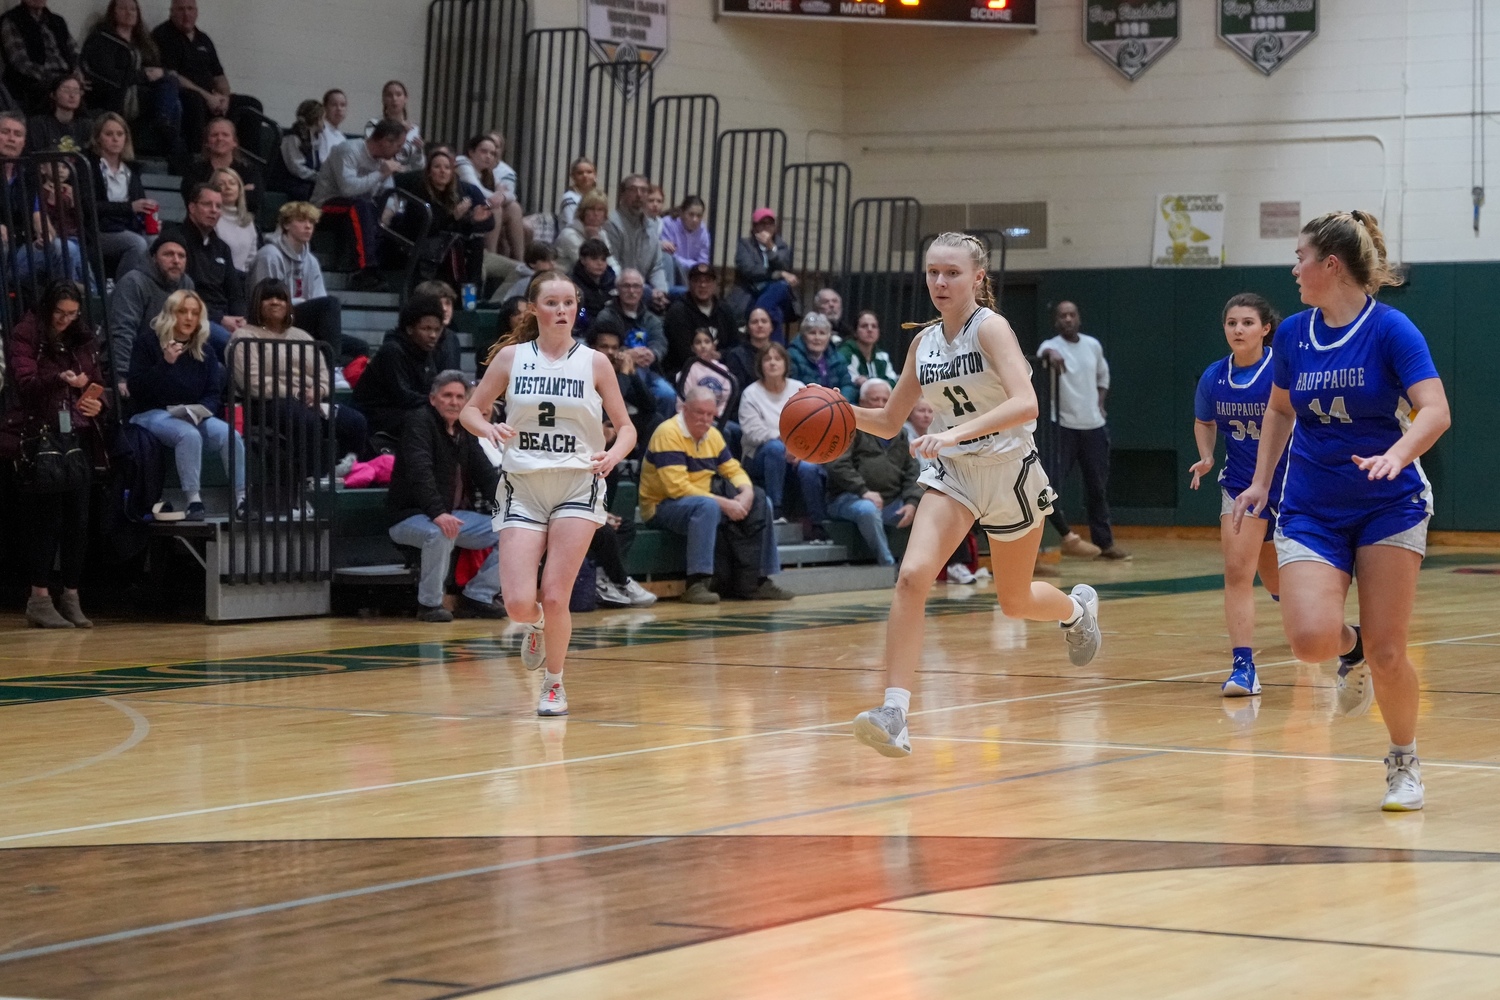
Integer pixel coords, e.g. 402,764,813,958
913,306,1035,465
503,339,605,474
1273,298,1440,524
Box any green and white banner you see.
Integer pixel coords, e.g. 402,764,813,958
1085,1,1180,82
1219,0,1317,76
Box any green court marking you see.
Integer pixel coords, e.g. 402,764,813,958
2,555,1491,708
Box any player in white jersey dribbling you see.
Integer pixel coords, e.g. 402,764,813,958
847,232,1103,758
461,274,637,717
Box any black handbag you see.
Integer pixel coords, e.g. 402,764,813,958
15,423,91,494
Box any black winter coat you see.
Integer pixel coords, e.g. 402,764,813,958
387,403,499,525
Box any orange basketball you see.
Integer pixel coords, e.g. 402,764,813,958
779,386,855,464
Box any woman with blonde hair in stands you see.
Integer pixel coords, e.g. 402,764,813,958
462,274,637,717
88,111,156,279
129,289,246,522
846,232,1102,759
553,190,609,273
1233,211,1451,812
210,166,258,271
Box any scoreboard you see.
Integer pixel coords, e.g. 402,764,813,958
718,0,1038,30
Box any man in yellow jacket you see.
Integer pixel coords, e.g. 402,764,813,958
641,387,794,605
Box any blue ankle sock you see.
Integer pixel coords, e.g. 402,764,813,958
1232,647,1254,669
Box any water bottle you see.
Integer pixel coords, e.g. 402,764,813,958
461,283,478,311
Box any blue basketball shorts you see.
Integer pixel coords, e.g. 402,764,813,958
1273,504,1429,575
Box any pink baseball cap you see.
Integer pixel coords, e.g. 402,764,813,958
751,207,776,224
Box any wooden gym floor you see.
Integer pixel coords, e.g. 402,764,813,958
3,538,1500,999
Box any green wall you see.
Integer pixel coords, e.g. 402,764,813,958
1000,262,1500,532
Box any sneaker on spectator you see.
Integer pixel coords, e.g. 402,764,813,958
234,497,249,521
334,453,358,479
1060,532,1101,558
418,605,454,623
185,501,206,522
751,579,795,601
455,595,506,619
972,567,992,582
773,516,789,525
152,500,185,522
1098,546,1133,561
595,569,632,608
682,580,720,605
622,577,657,607
946,562,976,585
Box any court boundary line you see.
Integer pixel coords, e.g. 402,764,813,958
3,628,1496,846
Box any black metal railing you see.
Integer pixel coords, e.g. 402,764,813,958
708,128,786,271
233,108,282,169
843,196,924,355
780,161,849,285
422,0,529,149
225,337,337,586
645,94,718,209
580,60,654,200
517,26,590,217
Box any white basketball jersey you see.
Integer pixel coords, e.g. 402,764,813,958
502,339,605,474
914,306,1035,463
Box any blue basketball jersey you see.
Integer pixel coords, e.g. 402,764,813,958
1272,298,1440,525
1194,347,1288,497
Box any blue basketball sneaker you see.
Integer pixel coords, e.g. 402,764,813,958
1222,660,1261,697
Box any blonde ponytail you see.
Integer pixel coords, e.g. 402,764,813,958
1301,211,1403,293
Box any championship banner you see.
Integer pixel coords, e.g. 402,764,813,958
1219,0,1317,76
1084,1,1179,82
583,0,668,66
1153,194,1226,268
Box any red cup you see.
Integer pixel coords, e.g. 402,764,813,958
144,207,160,235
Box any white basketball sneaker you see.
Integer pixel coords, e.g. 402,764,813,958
537,680,568,717
520,621,546,671
1062,584,1102,666
1382,753,1424,811
853,704,912,758
1335,626,1373,717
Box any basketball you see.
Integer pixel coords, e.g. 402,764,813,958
779,386,855,463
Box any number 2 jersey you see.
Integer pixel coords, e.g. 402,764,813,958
502,339,606,475
914,306,1035,464
1272,298,1440,525
1194,347,1288,499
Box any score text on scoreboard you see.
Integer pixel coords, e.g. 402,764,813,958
718,0,1038,30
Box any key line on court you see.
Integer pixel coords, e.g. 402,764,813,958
5,628,1496,846
0,754,1158,965
872,906,1500,960
0,699,149,790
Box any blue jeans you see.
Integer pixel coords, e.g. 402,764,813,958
646,369,678,420
747,440,827,522
754,279,797,342
388,510,500,609
131,408,245,496
13,238,90,290
828,491,907,566
648,492,779,578
208,322,232,363
150,73,183,131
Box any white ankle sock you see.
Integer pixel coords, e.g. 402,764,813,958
544,671,564,689
187,491,202,504
883,687,911,714
1061,596,1084,628
1390,741,1416,757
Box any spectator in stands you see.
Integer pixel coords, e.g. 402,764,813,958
594,266,675,419
353,295,445,444
675,328,738,431
25,74,89,153
210,167,258,271
723,306,774,401
814,287,854,341
311,117,404,292
661,194,709,278
397,280,462,374
178,116,262,216
81,0,181,156
151,0,262,157
839,309,898,387
365,80,423,171
87,112,153,280
591,411,655,607
248,200,360,365
662,263,738,376
0,111,27,205
277,99,325,200
228,278,367,466
789,311,856,403
557,156,596,228
16,158,90,290
903,396,935,467
825,378,919,567
640,386,793,604
734,208,798,337
1,281,104,629
0,0,78,114
552,190,608,274
589,315,656,449
455,132,524,261
393,146,492,290
109,233,190,396
387,370,503,622
495,241,554,304
739,340,825,526
318,89,347,160
570,237,616,326
167,182,243,356
604,174,668,308
128,288,245,521
645,183,671,258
